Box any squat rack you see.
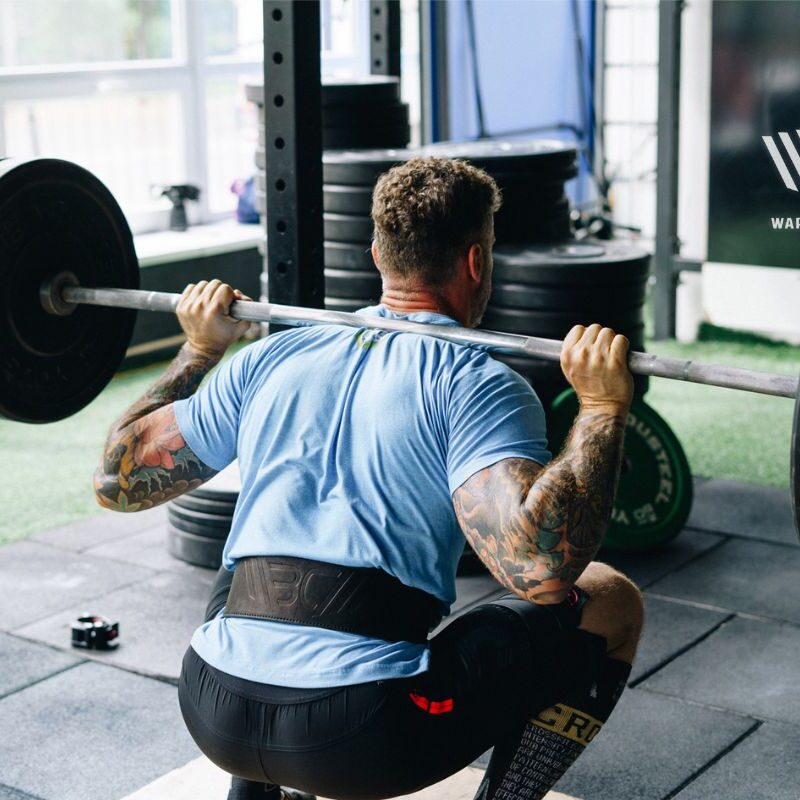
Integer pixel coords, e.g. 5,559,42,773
260,0,403,315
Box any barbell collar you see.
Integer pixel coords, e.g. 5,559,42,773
55,282,798,401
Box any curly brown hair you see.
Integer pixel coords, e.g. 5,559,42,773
371,157,501,286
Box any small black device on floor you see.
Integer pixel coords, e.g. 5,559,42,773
70,613,120,650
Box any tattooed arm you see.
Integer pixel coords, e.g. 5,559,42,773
94,280,251,511
452,324,633,604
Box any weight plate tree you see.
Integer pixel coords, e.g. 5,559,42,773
547,389,694,550
4,158,800,548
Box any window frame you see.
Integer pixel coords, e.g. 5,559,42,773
0,0,374,234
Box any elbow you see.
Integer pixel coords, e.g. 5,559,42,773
93,467,125,512
507,557,575,606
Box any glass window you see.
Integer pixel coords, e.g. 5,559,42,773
4,91,185,214
205,75,260,212
204,0,263,61
0,0,175,69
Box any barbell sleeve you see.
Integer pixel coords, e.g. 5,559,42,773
58,284,798,400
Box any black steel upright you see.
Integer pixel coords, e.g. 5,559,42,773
262,1,324,311
369,0,402,77
420,0,448,143
653,0,683,339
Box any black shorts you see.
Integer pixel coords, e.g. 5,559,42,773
178,569,607,800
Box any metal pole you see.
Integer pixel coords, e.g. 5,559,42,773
262,1,325,316
58,284,799,400
370,0,402,77
653,0,684,339
419,0,449,143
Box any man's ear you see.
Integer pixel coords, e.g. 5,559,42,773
371,241,380,266
466,242,484,284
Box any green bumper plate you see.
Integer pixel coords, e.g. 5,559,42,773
548,390,694,551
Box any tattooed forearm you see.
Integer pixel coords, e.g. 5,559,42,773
94,344,219,511
453,408,627,603
113,343,219,430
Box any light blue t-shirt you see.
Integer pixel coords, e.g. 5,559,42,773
173,305,551,688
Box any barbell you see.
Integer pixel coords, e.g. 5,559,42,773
1,157,799,539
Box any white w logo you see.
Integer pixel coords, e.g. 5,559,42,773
763,132,800,191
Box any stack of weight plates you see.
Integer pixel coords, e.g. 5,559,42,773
321,76,410,150
321,139,579,312
323,148,400,312
484,240,651,408
167,462,241,569
246,77,411,225
424,140,578,243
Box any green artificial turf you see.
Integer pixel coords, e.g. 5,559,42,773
644,323,798,490
0,344,245,546
1,326,798,546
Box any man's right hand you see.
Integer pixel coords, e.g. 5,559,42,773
177,279,252,361
560,323,634,413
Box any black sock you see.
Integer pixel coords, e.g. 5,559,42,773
474,656,631,800
227,778,281,799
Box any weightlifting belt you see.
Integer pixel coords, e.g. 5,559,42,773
224,556,443,644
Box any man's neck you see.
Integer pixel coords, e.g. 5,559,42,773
379,286,464,324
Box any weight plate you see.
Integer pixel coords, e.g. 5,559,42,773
168,504,234,530
168,514,232,540
490,278,648,311
0,158,139,423
494,198,572,244
322,148,410,185
547,390,692,550
168,526,224,569
322,139,577,187
325,268,382,299
482,305,645,336
323,102,409,128
324,241,376,270
493,240,651,287
247,77,401,109
189,462,241,502
324,184,374,215
496,184,569,212
324,297,376,313
482,309,646,342
493,168,579,192
496,218,574,246
495,197,571,229
171,493,237,516
324,123,411,151
324,213,374,243
322,76,401,107
420,140,577,180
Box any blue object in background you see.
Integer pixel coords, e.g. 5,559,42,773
444,0,596,208
231,176,260,224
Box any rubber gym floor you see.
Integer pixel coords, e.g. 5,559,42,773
0,326,798,799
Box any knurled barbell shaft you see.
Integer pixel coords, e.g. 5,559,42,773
60,284,798,400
